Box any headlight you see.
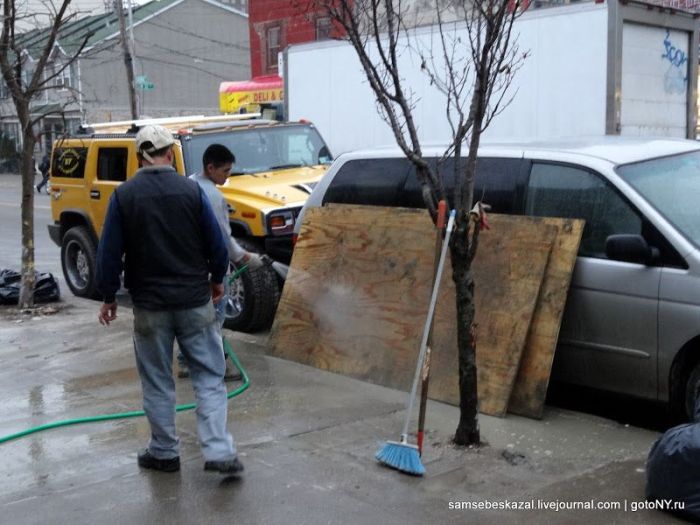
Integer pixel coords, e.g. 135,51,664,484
267,210,295,235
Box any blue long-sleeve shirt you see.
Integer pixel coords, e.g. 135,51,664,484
96,166,228,309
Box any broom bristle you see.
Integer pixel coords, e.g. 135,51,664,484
375,440,425,476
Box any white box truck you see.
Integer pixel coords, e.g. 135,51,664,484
285,0,699,155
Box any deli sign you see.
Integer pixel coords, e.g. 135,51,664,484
219,76,283,113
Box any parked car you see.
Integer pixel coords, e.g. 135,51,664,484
295,137,700,418
48,115,333,332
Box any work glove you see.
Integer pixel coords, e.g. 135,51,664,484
240,252,264,271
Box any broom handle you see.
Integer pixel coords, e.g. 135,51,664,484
401,209,456,439
417,201,447,454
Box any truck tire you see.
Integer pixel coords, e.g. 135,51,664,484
61,226,99,299
223,238,281,332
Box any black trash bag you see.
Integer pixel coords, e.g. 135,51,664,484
0,268,20,285
646,393,700,522
0,269,60,305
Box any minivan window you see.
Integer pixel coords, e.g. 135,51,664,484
401,157,522,210
322,155,520,211
616,150,700,248
526,163,642,258
323,158,410,206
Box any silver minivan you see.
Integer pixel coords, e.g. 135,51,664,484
294,137,700,417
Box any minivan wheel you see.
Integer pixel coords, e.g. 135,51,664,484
223,239,281,332
61,226,100,299
684,362,700,421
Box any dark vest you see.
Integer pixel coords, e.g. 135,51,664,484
115,166,211,310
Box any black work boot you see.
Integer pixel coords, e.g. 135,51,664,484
137,449,180,472
204,456,244,475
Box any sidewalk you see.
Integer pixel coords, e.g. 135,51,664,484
0,298,683,524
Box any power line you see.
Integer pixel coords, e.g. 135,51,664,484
136,40,248,68
142,18,249,51
138,55,239,80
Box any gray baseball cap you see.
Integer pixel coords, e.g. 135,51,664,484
135,124,175,163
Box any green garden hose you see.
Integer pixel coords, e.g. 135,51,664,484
0,338,249,445
0,266,253,445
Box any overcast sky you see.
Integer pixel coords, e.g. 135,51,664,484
11,0,155,32
21,0,150,27
68,0,150,15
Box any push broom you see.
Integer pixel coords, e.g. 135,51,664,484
376,208,456,476
417,200,447,456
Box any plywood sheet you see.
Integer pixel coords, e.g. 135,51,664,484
507,218,584,419
270,205,432,389
270,205,557,417
429,215,557,416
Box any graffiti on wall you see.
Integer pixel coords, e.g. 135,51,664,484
662,29,688,95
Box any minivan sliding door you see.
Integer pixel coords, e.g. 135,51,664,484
525,162,659,400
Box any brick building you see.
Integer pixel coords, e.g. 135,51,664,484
248,0,337,77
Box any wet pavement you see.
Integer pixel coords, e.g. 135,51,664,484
0,301,685,525
0,174,688,524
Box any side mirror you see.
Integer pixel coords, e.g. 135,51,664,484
605,234,660,265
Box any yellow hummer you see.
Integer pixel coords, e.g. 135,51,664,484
48,114,333,331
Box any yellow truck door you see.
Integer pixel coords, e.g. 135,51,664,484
87,140,138,235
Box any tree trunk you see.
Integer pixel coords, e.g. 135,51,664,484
18,123,36,309
451,230,480,446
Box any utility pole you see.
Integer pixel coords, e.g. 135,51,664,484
116,0,138,119
127,0,139,116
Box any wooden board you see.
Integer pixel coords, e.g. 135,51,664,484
507,218,584,419
269,205,557,417
429,215,557,416
270,205,431,389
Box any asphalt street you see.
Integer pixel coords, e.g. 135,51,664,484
0,174,59,277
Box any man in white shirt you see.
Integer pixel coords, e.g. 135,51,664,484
178,143,264,379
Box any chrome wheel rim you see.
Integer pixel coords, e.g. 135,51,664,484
65,240,89,290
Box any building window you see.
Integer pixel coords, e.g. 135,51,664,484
316,17,331,40
0,122,20,154
46,63,55,87
47,61,72,90
21,68,31,89
266,26,281,71
58,64,73,89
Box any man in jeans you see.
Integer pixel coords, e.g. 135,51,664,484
96,124,243,475
177,143,263,380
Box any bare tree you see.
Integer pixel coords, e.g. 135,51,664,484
0,0,91,309
307,0,526,445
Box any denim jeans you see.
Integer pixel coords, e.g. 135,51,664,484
132,301,236,462
214,289,227,328
177,281,227,369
